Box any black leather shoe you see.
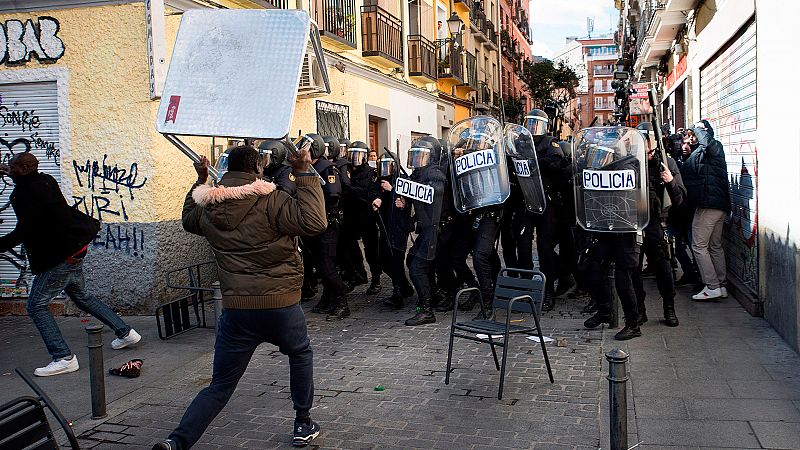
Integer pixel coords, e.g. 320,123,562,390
663,306,679,327
311,293,334,314
151,439,179,450
381,291,404,309
614,325,642,340
568,288,589,299
365,280,382,295
326,297,350,321
554,276,576,297
405,307,435,326
458,291,479,311
434,294,455,313
541,295,555,312
638,311,648,326
584,312,613,329
582,300,598,313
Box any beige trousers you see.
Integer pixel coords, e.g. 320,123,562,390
691,208,727,289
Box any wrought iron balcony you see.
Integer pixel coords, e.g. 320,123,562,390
476,84,491,110
265,0,291,8
436,39,464,83
314,0,358,49
485,20,498,49
462,50,478,91
361,4,403,66
408,35,437,82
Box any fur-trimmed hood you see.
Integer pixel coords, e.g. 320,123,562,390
192,172,276,231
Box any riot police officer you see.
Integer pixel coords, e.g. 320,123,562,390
554,140,579,297
523,109,568,310
299,134,349,320
259,139,297,195
632,128,685,327
344,141,382,294
575,126,650,340
398,137,448,326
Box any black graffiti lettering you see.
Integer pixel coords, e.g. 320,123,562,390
0,137,31,160
72,194,126,222
92,224,145,258
72,155,147,200
28,131,58,165
0,106,40,132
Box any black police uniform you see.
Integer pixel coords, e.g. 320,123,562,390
377,172,414,308
264,164,297,196
347,162,382,291
307,158,349,320
632,155,685,326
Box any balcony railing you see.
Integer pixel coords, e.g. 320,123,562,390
265,0,291,8
361,4,403,65
436,39,464,82
635,0,666,57
408,35,437,81
463,50,478,90
314,0,358,49
476,85,491,109
593,67,614,76
485,19,498,47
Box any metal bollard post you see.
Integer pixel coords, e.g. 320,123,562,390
606,348,629,450
85,324,107,419
211,281,223,331
608,263,619,329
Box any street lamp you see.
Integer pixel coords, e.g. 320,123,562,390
447,12,464,36
615,58,625,73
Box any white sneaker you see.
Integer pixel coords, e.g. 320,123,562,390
720,286,728,298
112,329,141,350
34,355,79,377
692,286,722,301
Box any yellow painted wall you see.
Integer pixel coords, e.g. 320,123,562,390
455,103,470,123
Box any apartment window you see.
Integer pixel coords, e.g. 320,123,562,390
594,97,603,108
316,100,350,140
594,80,602,92
606,80,613,92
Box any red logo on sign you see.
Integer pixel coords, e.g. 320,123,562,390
165,95,181,124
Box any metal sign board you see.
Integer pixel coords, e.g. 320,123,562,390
156,9,322,139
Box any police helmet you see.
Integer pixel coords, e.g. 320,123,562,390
294,133,326,161
558,140,572,159
524,109,549,136
347,141,370,166
378,153,396,177
322,136,341,160
258,139,287,169
407,136,442,169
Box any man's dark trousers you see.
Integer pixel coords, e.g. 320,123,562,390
169,305,313,449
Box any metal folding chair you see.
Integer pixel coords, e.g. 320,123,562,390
445,267,555,399
0,368,80,449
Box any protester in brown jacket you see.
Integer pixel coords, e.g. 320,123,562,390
154,145,327,450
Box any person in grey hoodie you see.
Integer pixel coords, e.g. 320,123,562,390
682,120,731,301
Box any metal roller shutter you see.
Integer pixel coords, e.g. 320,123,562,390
0,81,61,297
700,19,757,297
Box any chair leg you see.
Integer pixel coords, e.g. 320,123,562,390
486,334,501,371
532,311,555,383
498,335,510,400
446,328,456,385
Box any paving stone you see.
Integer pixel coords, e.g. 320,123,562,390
684,398,800,421
750,421,800,449
636,418,760,447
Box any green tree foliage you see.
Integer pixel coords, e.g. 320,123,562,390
522,59,581,109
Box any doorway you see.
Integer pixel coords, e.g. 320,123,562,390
369,119,379,152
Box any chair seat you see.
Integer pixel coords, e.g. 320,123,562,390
454,319,538,336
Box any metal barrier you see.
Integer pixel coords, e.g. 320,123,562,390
156,261,218,340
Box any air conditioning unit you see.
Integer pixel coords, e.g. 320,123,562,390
298,48,328,98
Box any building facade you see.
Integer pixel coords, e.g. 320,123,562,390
618,0,800,352
498,0,532,122
0,0,503,313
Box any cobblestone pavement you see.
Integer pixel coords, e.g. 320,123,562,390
74,280,605,450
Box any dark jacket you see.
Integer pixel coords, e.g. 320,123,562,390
182,171,327,309
648,155,686,220
0,172,100,274
682,124,731,213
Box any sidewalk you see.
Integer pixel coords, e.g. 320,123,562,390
1,277,799,449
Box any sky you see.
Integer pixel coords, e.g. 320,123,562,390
529,0,620,59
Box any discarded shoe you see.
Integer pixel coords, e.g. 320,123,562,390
109,359,143,378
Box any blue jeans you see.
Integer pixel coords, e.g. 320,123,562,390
169,305,314,449
27,259,131,360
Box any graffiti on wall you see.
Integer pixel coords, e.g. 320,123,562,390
0,17,65,65
71,155,149,259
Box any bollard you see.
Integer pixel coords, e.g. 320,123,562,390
606,348,629,450
608,264,619,329
85,324,107,419
211,281,223,331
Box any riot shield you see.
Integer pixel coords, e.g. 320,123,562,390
504,124,546,214
572,126,649,232
447,116,511,213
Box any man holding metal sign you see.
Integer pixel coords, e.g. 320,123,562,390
154,145,326,450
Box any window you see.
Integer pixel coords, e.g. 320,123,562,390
316,100,350,140
594,80,602,92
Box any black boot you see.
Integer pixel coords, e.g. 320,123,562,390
366,278,382,295
405,301,436,326
472,293,493,321
637,297,648,326
584,311,613,329
614,324,642,340
568,287,589,299
381,288,404,310
326,295,350,321
554,275,576,297
582,299,598,313
541,288,555,312
458,290,479,311
434,292,455,313
311,292,334,314
663,299,679,327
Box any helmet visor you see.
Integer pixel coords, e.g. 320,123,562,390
347,148,368,166
259,149,273,168
293,135,313,154
524,116,548,136
379,157,395,177
407,147,431,168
